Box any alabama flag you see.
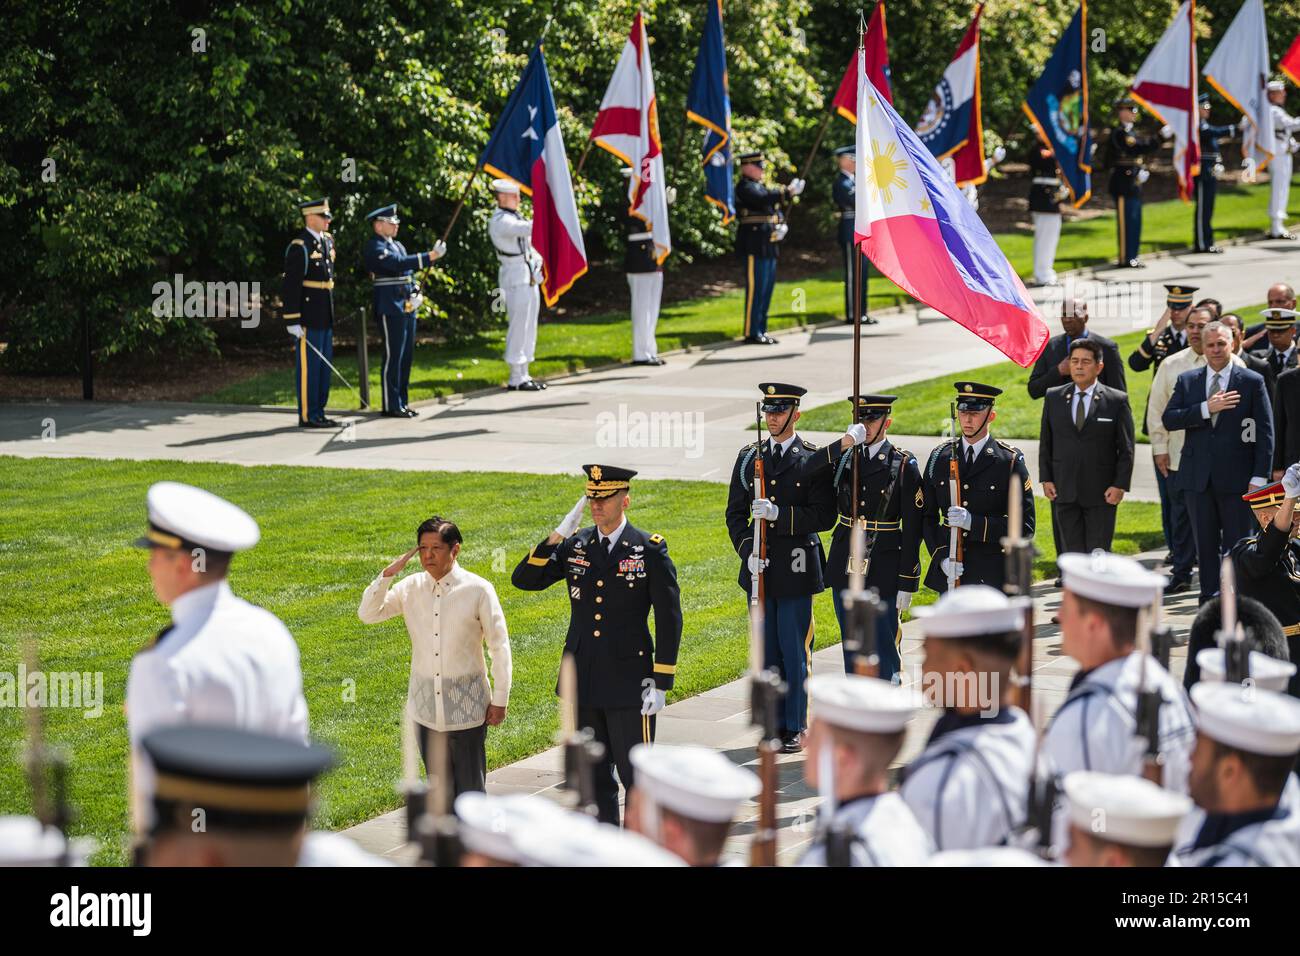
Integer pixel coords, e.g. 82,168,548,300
590,12,671,264
480,43,588,305
916,5,986,187
856,51,1048,367
1131,0,1200,200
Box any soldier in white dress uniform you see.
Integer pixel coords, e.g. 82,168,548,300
454,792,582,867
1267,80,1300,240
1043,552,1196,794
1173,682,1300,866
488,178,547,391
126,482,309,830
627,743,760,867
901,586,1037,851
799,674,932,866
1060,770,1191,866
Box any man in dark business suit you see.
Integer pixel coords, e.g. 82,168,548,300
1027,298,1127,401
1163,321,1275,602
1040,338,1136,554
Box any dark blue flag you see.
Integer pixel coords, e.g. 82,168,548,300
1022,3,1091,206
685,0,734,223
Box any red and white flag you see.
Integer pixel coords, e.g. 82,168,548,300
1131,0,1201,200
590,11,671,264
830,0,892,121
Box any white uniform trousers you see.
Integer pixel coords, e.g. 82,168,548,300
1032,212,1062,285
628,271,663,362
1270,151,1294,235
501,279,540,385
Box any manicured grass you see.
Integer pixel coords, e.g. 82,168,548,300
801,303,1270,440
0,455,1163,863
204,178,1296,407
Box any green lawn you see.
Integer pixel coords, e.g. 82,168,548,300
206,177,1297,407
802,302,1270,441
0,454,1170,863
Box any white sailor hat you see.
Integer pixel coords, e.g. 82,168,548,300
0,816,91,866
629,744,760,823
1062,771,1192,848
490,178,521,195
912,585,1026,637
1268,79,1287,92
1261,307,1300,327
134,481,260,554
454,792,577,864
1195,647,1297,693
928,846,1049,867
808,673,922,734
1058,551,1165,608
513,814,685,867
1191,681,1300,756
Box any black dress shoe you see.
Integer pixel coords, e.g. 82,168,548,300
402,407,419,418
1166,577,1192,595
380,410,405,418
780,732,805,754
1126,259,1146,268
508,380,546,392
301,419,333,428
631,358,666,366
761,334,779,344
1268,232,1297,240
744,336,766,344
319,417,341,426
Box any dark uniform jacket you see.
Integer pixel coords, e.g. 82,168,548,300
1028,151,1063,214
725,435,835,598
282,229,335,329
1128,325,1187,374
1103,124,1160,197
1198,120,1236,170
363,236,427,319
921,437,1035,593
796,439,924,596
1272,366,1300,472
512,523,682,710
1027,331,1127,399
1039,382,1136,504
735,177,788,259
1231,522,1300,697
624,211,660,274
832,171,857,245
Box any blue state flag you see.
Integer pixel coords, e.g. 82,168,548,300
685,0,734,223
1022,3,1091,206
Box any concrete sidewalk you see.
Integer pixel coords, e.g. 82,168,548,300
2,238,1294,493
344,549,1199,865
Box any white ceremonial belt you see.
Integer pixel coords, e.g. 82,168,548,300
627,232,652,241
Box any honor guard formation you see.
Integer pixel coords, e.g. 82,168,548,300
12,6,1300,876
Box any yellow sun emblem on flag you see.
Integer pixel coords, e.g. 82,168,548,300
865,141,909,204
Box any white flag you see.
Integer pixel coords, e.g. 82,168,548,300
1132,0,1200,199
590,11,671,264
1203,0,1274,172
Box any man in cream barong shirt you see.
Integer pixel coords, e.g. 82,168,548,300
359,516,511,796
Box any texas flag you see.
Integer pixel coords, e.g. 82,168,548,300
590,11,671,264
855,51,1048,367
1131,0,1200,200
916,5,986,187
480,43,588,305
830,0,891,120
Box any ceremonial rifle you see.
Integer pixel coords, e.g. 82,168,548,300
558,652,605,817
751,401,767,609
23,640,72,866
843,521,882,677
415,721,462,866
1019,696,1060,861
819,724,854,867
947,402,963,589
1218,556,1251,684
1002,482,1036,714
399,709,427,844
1134,599,1165,787
749,604,786,867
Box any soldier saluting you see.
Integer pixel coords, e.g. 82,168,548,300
921,382,1034,593
797,395,923,679
725,383,835,751
512,465,682,826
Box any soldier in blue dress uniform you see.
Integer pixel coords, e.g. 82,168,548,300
832,145,874,326
283,197,339,427
735,152,805,344
1103,99,1164,269
362,203,446,418
1194,94,1237,254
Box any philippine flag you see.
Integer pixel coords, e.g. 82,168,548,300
856,51,1048,367
480,43,588,306
915,5,986,187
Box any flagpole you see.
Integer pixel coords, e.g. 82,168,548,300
575,141,594,177
850,17,866,521
438,167,481,245
797,111,834,186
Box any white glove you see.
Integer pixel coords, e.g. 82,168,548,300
1238,116,1250,131
665,186,678,206
641,685,667,716
946,506,972,531
1213,163,1225,178
752,498,778,521
1136,169,1151,185
1242,156,1258,183
286,324,304,338
1284,463,1300,499
554,496,587,538
787,178,806,197
1159,124,1174,139
431,240,447,260
746,553,769,578
896,591,913,612
941,558,964,579
992,145,1007,164
773,223,789,241
845,422,867,446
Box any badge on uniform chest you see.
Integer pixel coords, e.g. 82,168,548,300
619,557,646,579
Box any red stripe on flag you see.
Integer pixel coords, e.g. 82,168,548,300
590,107,643,139
530,156,588,306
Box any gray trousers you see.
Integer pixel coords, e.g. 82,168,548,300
417,722,487,798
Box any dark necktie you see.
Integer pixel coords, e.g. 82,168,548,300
1273,351,1285,375
965,446,975,468
1075,390,1087,430
771,443,783,467
600,535,612,553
